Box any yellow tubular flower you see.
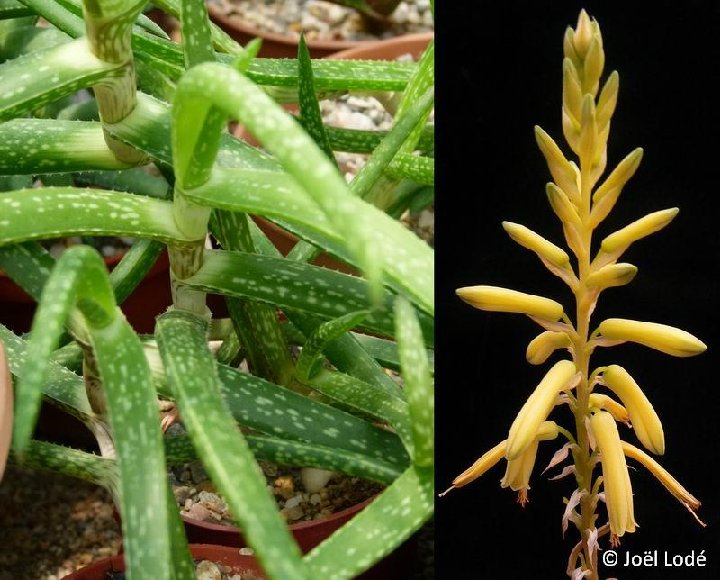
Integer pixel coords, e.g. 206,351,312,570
501,421,559,506
502,222,570,268
598,318,707,358
456,285,564,321
589,393,629,424
599,208,679,255
621,441,702,515
506,360,577,459
590,411,636,538
526,331,572,365
602,365,664,454
439,440,507,496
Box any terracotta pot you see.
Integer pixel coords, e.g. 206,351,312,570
181,494,374,553
0,250,172,335
206,3,363,59
326,30,433,60
62,544,265,579
179,494,418,579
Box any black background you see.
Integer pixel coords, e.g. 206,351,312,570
436,1,720,578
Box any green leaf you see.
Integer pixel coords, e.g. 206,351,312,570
109,239,166,305
12,246,114,452
350,86,434,200
144,336,409,468
9,438,117,488
351,332,434,375
394,297,433,467
173,62,387,301
295,311,369,382
178,0,214,67
0,241,54,301
307,369,412,450
0,187,192,246
180,250,434,345
386,154,434,185
0,24,69,61
304,466,433,578
0,37,123,120
0,0,33,18
186,168,434,315
324,124,434,154
14,0,84,38
155,310,306,580
74,167,171,199
213,364,409,468
297,35,334,162
395,39,435,154
110,92,279,171
91,314,174,580
0,323,92,421
290,313,405,401
0,119,132,174
165,433,403,485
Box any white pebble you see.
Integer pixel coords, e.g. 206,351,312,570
301,467,334,493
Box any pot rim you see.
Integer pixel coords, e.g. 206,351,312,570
180,493,377,533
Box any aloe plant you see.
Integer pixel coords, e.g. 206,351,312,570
0,0,434,577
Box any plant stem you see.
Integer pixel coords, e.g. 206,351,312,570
82,0,147,164
572,164,599,579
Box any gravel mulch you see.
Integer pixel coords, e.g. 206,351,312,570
208,0,434,42
0,466,121,579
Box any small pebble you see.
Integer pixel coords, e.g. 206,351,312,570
195,560,222,580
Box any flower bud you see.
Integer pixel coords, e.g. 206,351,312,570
586,263,637,290
572,9,594,58
526,331,572,365
600,208,679,255
582,36,605,95
535,126,580,203
589,393,630,423
502,222,570,268
589,148,643,228
590,411,636,537
579,95,600,166
546,183,581,226
562,59,583,125
602,365,664,454
456,286,564,321
506,360,577,459
597,71,619,128
598,318,707,358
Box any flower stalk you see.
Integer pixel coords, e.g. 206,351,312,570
443,10,705,579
